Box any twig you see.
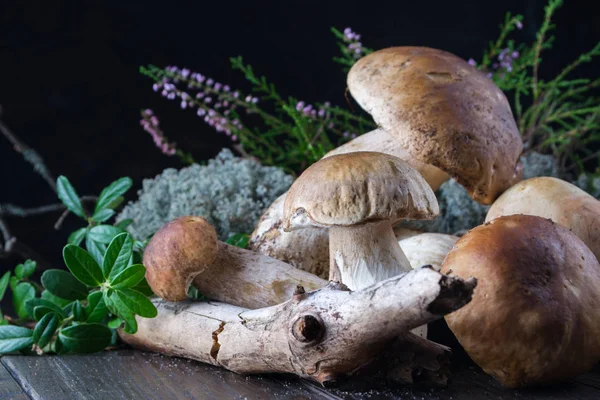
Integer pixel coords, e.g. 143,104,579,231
53,195,97,230
0,203,66,217
0,118,57,193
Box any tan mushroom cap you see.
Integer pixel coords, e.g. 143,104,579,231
348,47,523,204
283,152,439,231
323,129,450,191
485,177,600,262
442,215,600,387
143,216,218,301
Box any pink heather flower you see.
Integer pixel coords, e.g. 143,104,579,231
245,95,252,102
343,131,349,138
486,72,493,79
181,68,190,78
223,85,230,92
233,91,239,98
214,82,222,91
468,58,477,66
144,109,153,116
206,78,214,86
140,110,176,156
180,101,187,109
204,97,212,103
196,92,205,99
251,97,258,104
150,116,159,125
318,109,326,117
296,101,305,111
515,20,523,30
167,93,176,100
197,109,206,116
231,135,238,141
152,83,161,92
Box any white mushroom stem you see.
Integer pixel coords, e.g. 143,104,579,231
120,267,476,385
329,220,412,289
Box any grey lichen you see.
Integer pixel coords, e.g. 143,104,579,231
574,173,600,198
402,151,562,235
116,149,293,241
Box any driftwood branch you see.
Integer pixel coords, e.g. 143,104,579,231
121,267,476,386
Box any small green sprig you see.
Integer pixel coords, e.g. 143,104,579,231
0,176,157,355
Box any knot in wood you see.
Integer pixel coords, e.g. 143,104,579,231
292,314,324,343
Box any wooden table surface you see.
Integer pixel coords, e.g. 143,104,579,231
1,350,600,400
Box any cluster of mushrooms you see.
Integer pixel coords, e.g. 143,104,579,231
120,47,600,389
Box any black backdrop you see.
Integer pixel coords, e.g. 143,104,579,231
1,0,599,270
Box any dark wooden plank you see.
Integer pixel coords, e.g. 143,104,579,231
1,350,341,400
0,361,29,400
321,364,600,400
4,350,600,400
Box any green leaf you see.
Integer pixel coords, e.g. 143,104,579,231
112,289,157,318
88,225,123,245
41,270,88,301
15,260,36,279
25,298,66,320
108,293,138,334
0,271,11,301
9,276,18,291
13,282,35,320
102,233,133,280
132,277,154,297
63,245,103,286
94,177,132,213
73,301,85,321
91,209,115,223
107,318,122,329
58,323,112,354
114,218,133,230
85,292,107,323
41,290,72,308
68,228,88,246
110,264,145,289
0,326,34,354
57,176,86,219
86,234,106,266
105,196,124,210
225,233,250,249
33,312,59,349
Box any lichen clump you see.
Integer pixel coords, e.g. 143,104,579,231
117,149,293,241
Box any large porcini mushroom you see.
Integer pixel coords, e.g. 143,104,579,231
398,233,458,271
283,151,439,289
348,46,523,204
485,176,600,262
143,216,325,308
441,214,600,387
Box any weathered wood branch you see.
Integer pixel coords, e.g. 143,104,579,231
120,267,476,386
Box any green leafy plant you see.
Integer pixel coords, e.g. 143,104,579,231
0,234,156,355
140,59,374,174
470,0,600,174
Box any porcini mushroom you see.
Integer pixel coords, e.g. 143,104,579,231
347,46,523,204
398,233,458,271
283,151,439,290
441,215,600,387
485,176,600,262
143,216,325,308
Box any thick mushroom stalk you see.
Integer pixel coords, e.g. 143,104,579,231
144,216,325,308
120,266,476,385
329,220,411,288
284,152,439,290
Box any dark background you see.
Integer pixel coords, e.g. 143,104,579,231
1,0,599,271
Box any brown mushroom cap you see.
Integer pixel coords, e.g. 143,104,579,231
441,215,600,387
283,151,439,230
485,177,600,262
348,47,523,204
143,216,218,301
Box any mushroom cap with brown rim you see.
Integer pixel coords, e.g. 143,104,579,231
441,214,600,387
143,216,218,301
348,46,523,204
283,151,439,231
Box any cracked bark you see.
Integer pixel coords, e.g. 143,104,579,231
120,266,476,386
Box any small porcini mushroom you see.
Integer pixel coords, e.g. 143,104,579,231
485,176,600,262
347,46,523,204
143,216,326,308
398,233,458,271
283,151,439,290
441,215,600,387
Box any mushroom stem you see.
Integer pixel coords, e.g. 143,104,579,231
120,267,476,385
329,220,412,289
193,242,326,309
